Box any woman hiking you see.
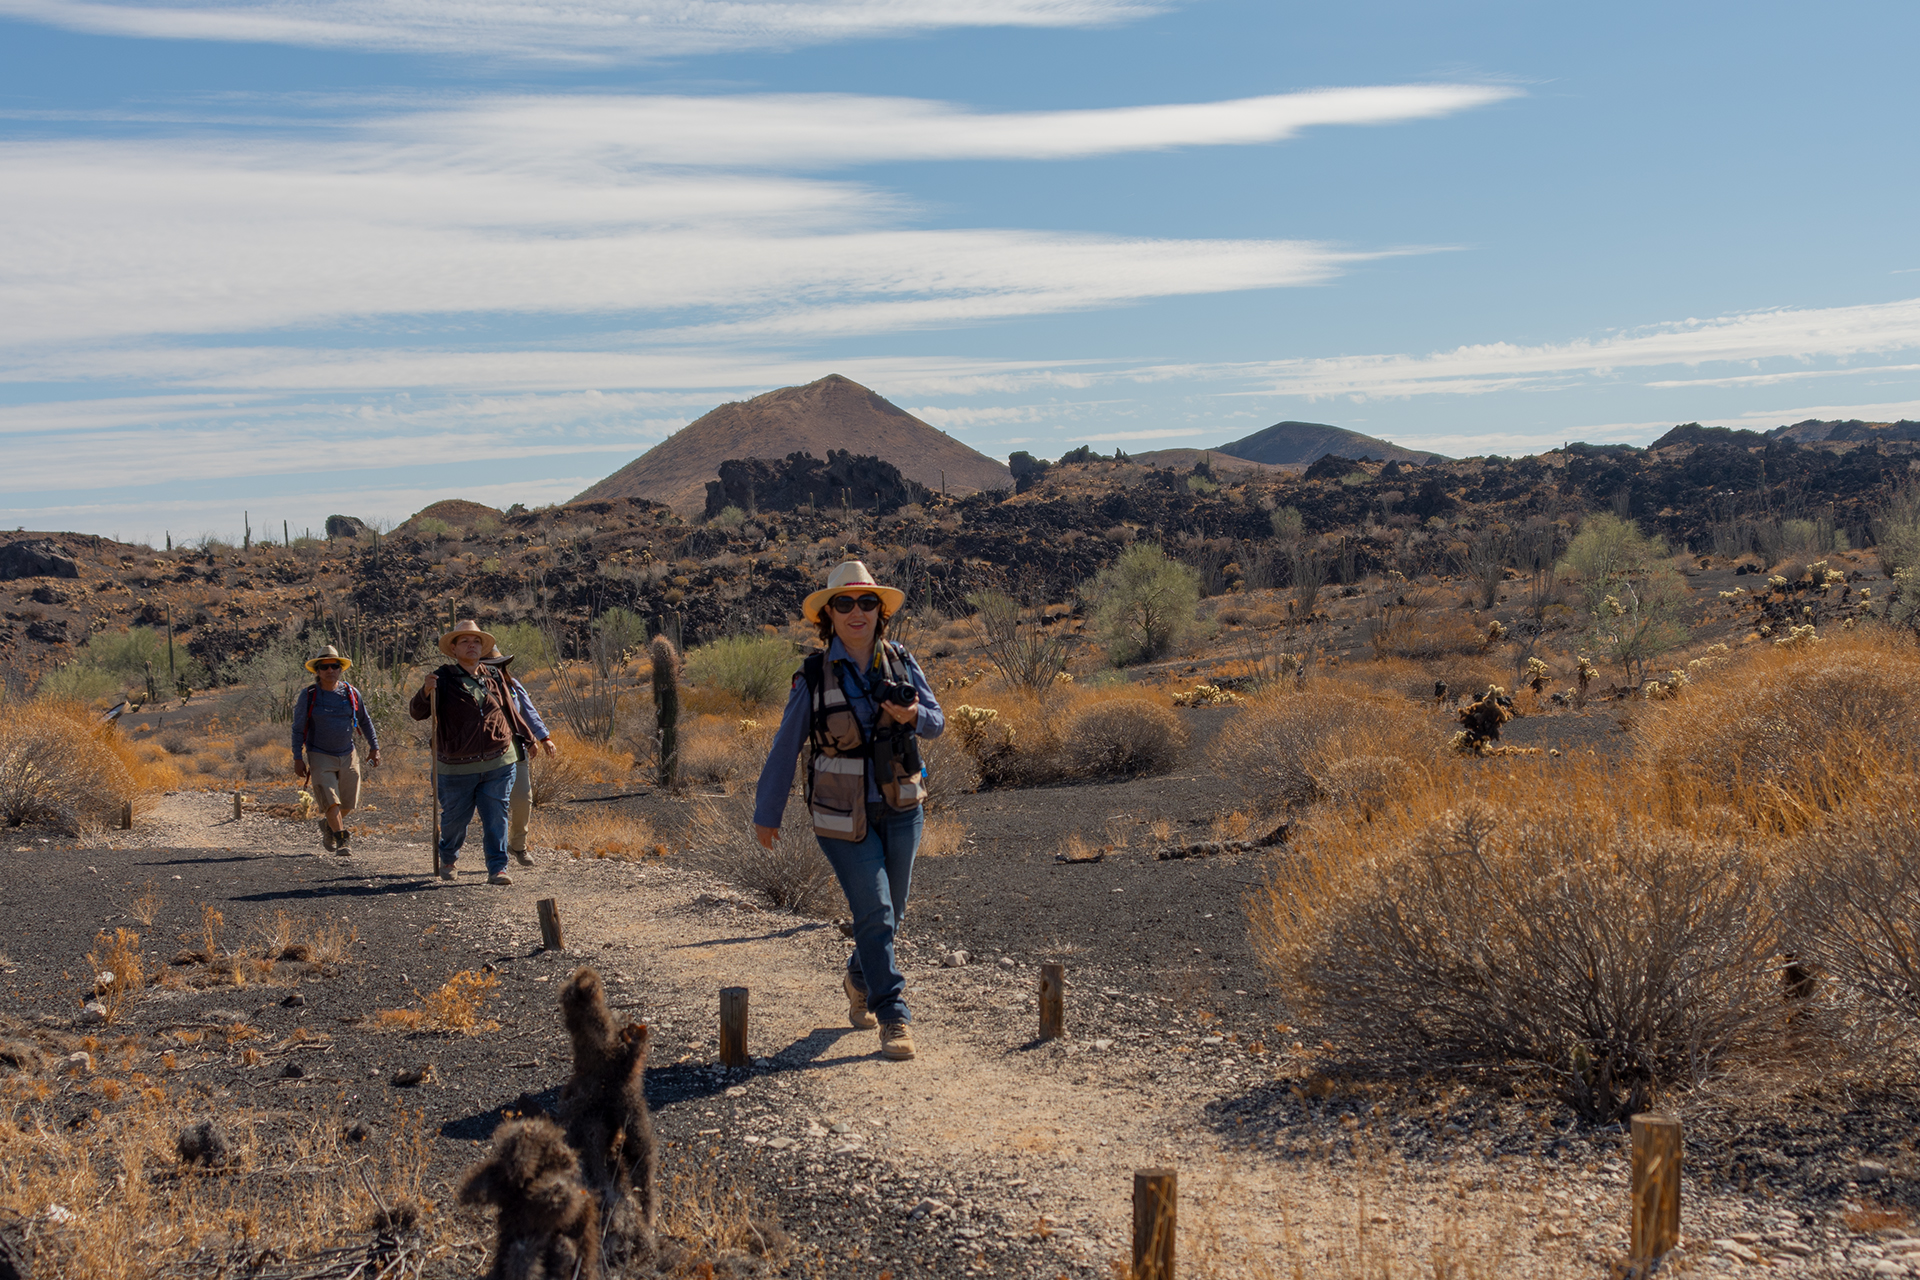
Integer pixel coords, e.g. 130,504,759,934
411,620,537,886
752,561,944,1061
290,644,381,853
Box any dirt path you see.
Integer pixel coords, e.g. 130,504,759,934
76,790,1889,1279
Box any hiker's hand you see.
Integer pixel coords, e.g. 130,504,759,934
754,824,779,850
420,677,435,698
539,738,558,758
881,698,919,725
367,750,382,768
293,758,309,779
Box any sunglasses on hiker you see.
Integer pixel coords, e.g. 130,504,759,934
829,593,883,615
315,663,342,671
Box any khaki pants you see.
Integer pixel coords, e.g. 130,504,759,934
508,750,531,853
307,750,360,815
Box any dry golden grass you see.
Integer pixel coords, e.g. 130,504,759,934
537,808,667,860
678,714,776,787
85,929,146,1023
527,732,633,807
0,700,143,832
946,678,1190,787
917,812,968,857
1637,628,1920,831
0,1071,440,1279
376,968,500,1034
1209,676,1440,810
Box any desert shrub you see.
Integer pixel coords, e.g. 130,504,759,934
241,745,285,780
918,813,968,857
710,504,748,529
1875,480,1920,576
685,635,797,707
492,621,554,670
412,516,454,541
542,810,665,860
1208,680,1433,809
35,662,121,703
1780,517,1849,556
690,796,838,913
920,730,978,808
1637,631,1920,831
1058,699,1187,779
966,589,1071,693
0,701,137,833
1085,543,1201,665
679,716,770,785
1783,785,1920,1036
1255,792,1782,1118
1368,594,1488,659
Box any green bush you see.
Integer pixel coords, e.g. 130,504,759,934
1086,543,1201,666
492,621,554,670
593,607,648,661
686,635,799,706
711,505,748,529
35,663,121,703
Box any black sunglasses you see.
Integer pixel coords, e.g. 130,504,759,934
315,663,343,671
829,593,883,615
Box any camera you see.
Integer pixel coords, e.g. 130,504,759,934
877,679,918,707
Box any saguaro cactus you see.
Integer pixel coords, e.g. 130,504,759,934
651,635,681,789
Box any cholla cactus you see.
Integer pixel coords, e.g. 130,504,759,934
1173,684,1239,707
1768,575,1789,588
951,704,1008,750
1824,568,1846,588
1486,620,1509,643
736,718,762,734
1717,587,1748,600
1523,657,1550,692
1054,670,1074,684
1775,623,1820,649
1601,595,1626,617
1685,644,1731,680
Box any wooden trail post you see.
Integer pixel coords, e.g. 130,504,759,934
536,899,565,950
120,801,133,831
719,987,750,1069
231,791,242,820
1039,963,1066,1041
1132,1168,1176,1280
1630,1114,1682,1266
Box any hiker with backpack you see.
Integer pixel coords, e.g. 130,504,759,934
752,561,944,1061
481,642,559,868
290,644,381,854
410,620,538,886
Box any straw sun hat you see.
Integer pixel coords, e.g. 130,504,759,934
303,644,353,674
438,619,498,657
801,560,905,623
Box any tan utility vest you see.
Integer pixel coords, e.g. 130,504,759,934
804,643,926,843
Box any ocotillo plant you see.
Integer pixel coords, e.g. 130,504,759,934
650,635,681,789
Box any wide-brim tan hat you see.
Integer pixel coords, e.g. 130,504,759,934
481,644,513,667
802,560,906,623
438,619,498,657
304,644,353,674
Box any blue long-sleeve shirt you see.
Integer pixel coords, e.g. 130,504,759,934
753,639,944,831
504,675,552,743
290,682,379,761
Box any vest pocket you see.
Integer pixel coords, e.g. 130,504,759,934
810,754,868,842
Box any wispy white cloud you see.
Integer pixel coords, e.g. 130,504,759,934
0,0,1162,61
1644,363,1920,389
1068,427,1208,442
405,85,1522,169
1224,297,1920,400
1,87,1471,348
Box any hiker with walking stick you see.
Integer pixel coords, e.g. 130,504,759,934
482,642,559,867
410,620,536,885
290,644,381,854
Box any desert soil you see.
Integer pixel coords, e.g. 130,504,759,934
8,718,1920,1278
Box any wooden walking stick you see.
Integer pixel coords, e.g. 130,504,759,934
429,678,440,873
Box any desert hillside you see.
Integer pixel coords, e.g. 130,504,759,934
577,374,1012,514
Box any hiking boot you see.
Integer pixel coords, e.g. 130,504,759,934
843,971,877,1029
511,848,534,867
436,861,456,881
334,828,352,855
879,1021,916,1061
319,822,337,852
487,872,514,886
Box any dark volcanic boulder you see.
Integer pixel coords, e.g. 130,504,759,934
0,540,79,581
703,450,929,519
324,514,368,539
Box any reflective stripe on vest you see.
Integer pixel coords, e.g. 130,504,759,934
813,755,865,776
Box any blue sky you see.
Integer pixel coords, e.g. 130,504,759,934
4,0,1919,544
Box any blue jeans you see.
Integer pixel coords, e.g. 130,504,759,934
436,762,515,875
817,802,923,1025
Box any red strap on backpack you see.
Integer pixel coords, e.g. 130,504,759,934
302,682,362,751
